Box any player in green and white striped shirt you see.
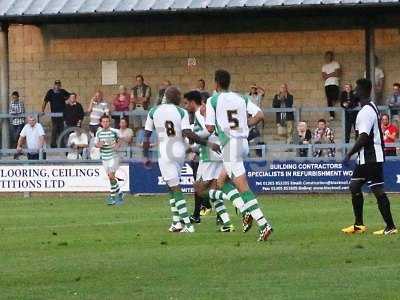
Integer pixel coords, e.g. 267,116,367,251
95,115,123,205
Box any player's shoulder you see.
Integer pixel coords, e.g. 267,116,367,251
148,105,159,119
174,105,188,119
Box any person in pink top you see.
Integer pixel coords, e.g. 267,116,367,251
112,85,131,129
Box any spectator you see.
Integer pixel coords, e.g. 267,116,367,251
42,80,70,148
249,84,265,108
16,115,45,160
67,127,88,160
87,91,110,135
118,118,134,156
313,118,335,157
296,121,312,157
8,91,25,148
272,84,294,143
340,83,359,143
381,113,398,156
322,51,341,120
64,93,84,128
136,126,157,159
197,79,210,101
364,55,385,104
131,75,151,131
113,85,131,129
387,83,400,119
157,80,171,105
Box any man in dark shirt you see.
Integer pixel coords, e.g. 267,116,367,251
64,93,84,128
340,83,359,143
42,80,70,147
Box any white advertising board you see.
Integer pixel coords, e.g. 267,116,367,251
0,164,129,192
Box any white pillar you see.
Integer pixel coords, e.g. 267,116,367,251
0,23,9,149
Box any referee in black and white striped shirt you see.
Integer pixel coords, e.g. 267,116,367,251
342,78,397,235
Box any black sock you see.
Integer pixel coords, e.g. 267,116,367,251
376,193,395,229
352,192,364,226
193,194,202,218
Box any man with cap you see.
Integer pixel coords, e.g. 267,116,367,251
42,80,70,148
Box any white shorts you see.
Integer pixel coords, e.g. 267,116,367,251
196,161,223,182
222,138,249,178
102,157,120,174
158,159,184,187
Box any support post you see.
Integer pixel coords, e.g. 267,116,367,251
0,23,9,150
365,25,376,100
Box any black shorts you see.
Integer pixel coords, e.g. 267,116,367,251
351,162,384,187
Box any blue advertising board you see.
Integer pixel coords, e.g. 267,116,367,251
129,160,400,194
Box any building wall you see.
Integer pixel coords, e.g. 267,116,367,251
7,23,400,112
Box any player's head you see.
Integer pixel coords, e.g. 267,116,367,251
100,114,111,129
317,118,327,130
165,86,181,105
382,113,390,126
355,78,372,102
214,69,231,91
183,90,202,113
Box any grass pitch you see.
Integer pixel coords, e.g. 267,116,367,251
1,194,399,300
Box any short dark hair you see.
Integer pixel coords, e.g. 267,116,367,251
356,78,372,96
184,90,202,106
11,91,19,97
325,51,334,57
100,114,110,123
215,69,231,90
393,83,400,88
70,92,77,97
318,118,326,124
136,74,144,81
165,86,181,105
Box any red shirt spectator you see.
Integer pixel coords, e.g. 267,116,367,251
381,113,398,156
112,85,131,128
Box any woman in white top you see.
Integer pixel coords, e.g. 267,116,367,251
87,91,110,135
118,118,134,157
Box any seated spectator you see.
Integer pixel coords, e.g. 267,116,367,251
67,127,88,160
296,121,311,157
87,91,109,135
340,83,359,143
158,80,171,105
64,93,84,128
197,79,210,101
387,83,400,120
313,119,335,157
381,113,398,156
131,75,151,131
113,85,131,129
272,84,294,143
118,118,134,156
88,136,100,160
9,91,25,148
16,115,45,160
136,127,157,159
249,83,265,108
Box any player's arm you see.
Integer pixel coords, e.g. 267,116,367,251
143,112,154,159
205,98,216,134
94,134,104,148
247,101,264,126
345,133,369,160
345,109,373,160
182,129,220,154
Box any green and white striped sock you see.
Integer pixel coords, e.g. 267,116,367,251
241,190,270,231
212,199,232,226
110,179,119,198
209,189,226,201
222,183,245,214
169,193,180,225
173,191,192,227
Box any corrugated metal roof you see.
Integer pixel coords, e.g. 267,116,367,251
0,0,399,17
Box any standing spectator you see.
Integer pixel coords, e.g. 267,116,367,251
381,113,398,156
8,91,25,148
87,91,110,135
157,80,171,105
16,115,45,160
42,80,70,148
340,83,359,143
113,85,131,129
64,93,85,128
118,118,134,157
296,121,312,157
249,84,265,108
67,127,89,160
272,84,294,143
322,51,341,120
131,75,151,131
387,83,400,119
364,55,385,104
313,119,335,157
197,79,210,101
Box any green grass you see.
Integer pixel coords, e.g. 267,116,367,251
0,194,399,300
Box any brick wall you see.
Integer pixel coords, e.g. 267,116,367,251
6,23,400,113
